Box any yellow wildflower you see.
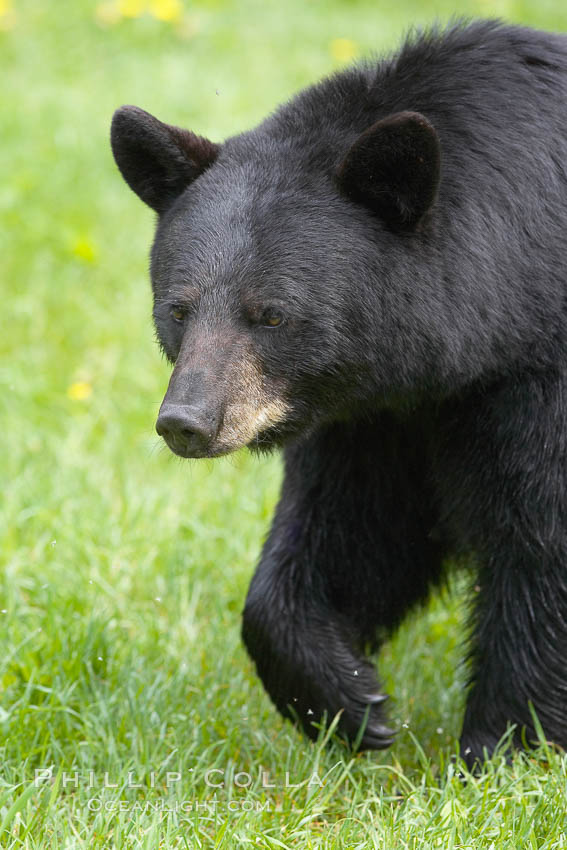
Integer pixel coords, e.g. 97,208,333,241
148,0,183,23
67,382,93,401
329,38,359,64
72,237,97,264
0,0,16,30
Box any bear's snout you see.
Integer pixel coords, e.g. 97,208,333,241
156,402,219,458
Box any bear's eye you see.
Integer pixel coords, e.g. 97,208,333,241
170,305,187,323
260,309,284,328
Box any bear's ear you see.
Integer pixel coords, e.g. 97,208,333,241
110,105,219,213
336,111,440,231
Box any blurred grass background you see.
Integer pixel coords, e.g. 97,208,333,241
2,0,567,847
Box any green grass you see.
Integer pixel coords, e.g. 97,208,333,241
2,0,567,846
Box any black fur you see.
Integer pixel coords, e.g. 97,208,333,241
111,20,567,767
336,111,441,230
111,105,218,213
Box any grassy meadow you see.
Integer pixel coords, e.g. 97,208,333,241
2,0,567,846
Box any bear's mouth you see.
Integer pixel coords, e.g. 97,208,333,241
157,399,300,459
159,433,234,460
160,426,286,459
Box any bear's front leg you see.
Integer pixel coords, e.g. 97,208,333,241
436,371,567,768
242,418,445,749
460,544,567,768
460,537,567,767
243,565,394,749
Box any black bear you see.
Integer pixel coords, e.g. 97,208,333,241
110,20,567,767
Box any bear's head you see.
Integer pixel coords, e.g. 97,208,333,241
111,102,440,458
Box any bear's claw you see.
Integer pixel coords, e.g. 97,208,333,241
365,692,389,705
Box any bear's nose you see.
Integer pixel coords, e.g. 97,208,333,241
156,403,217,458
